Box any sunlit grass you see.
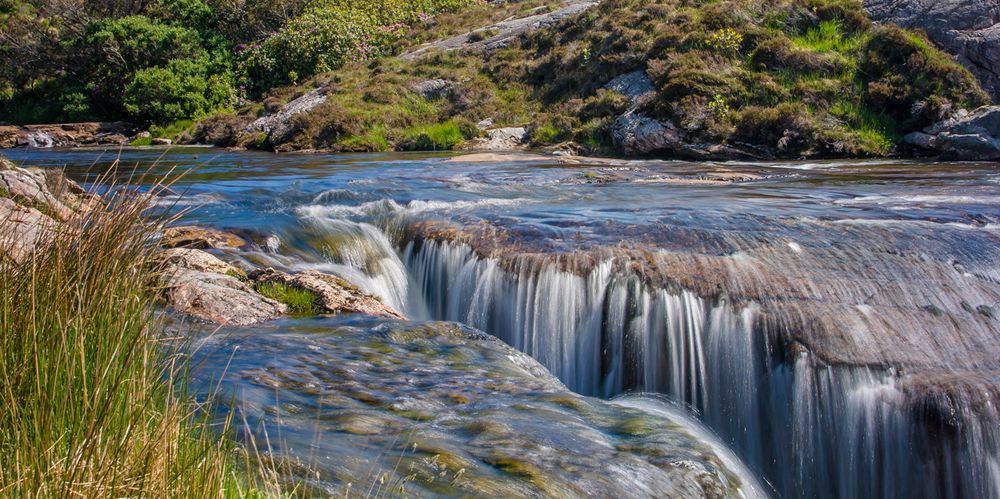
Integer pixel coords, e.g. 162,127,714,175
0,165,276,496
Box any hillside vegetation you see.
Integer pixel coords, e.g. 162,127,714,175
0,0,474,125
3,0,990,158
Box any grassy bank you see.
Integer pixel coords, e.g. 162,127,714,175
0,173,260,496
223,0,988,158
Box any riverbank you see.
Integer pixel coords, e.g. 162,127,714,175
0,156,273,496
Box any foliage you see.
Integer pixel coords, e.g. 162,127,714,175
238,0,477,95
0,169,257,495
402,121,466,150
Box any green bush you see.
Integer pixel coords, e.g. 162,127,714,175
123,58,234,124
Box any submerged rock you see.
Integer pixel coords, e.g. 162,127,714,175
192,318,761,497
904,106,1000,160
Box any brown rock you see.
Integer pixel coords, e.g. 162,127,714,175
165,268,287,325
161,226,247,249
251,268,404,319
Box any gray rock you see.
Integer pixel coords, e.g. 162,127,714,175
468,127,528,150
604,71,655,107
245,87,328,144
611,112,685,155
411,79,452,99
0,198,56,264
865,0,1000,100
160,248,242,275
906,106,1000,160
151,137,172,146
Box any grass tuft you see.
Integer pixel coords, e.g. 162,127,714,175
0,164,275,496
255,281,321,315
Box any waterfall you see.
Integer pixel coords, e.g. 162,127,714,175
401,237,1000,499
25,131,54,148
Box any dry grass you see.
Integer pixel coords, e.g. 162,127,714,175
0,165,270,497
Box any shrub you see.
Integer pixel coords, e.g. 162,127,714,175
0,170,251,495
860,25,989,130
123,58,235,124
734,103,816,153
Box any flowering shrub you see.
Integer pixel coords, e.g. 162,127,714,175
706,28,744,54
239,0,475,95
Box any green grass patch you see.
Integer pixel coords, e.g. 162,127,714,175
149,119,195,140
401,121,465,150
255,281,321,315
130,136,153,146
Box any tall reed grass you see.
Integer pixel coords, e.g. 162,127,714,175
0,169,261,497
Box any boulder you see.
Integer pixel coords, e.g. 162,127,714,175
865,0,1000,101
164,268,287,326
469,127,529,150
611,112,685,156
160,247,243,275
161,225,247,249
0,165,98,220
0,198,57,264
151,137,172,146
411,79,452,99
245,87,328,144
604,71,655,107
250,268,404,319
904,106,1000,160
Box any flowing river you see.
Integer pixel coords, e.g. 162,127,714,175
8,147,1000,498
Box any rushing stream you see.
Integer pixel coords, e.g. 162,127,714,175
7,147,1000,498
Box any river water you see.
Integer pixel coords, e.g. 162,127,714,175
7,147,1000,498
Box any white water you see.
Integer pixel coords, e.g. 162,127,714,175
396,237,1000,499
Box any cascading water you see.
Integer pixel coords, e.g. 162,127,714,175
397,237,1000,499
13,147,999,498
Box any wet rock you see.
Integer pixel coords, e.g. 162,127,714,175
161,225,247,249
468,127,528,150
904,106,1000,160
865,0,1000,100
0,122,140,149
164,267,287,326
192,318,757,497
245,87,328,144
249,268,404,319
